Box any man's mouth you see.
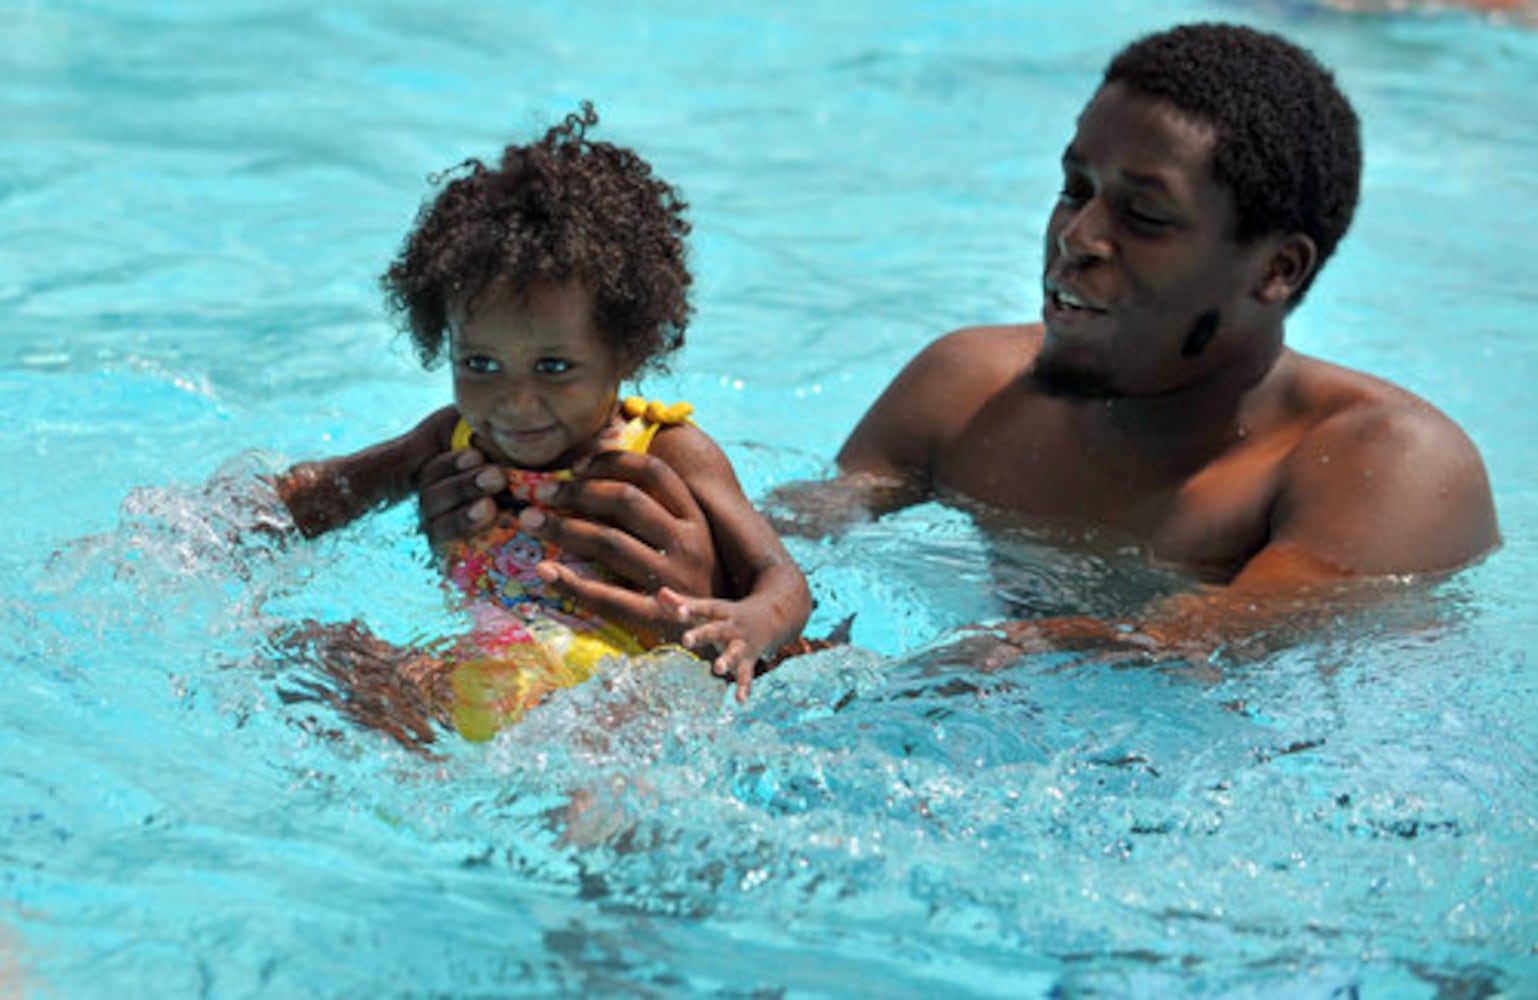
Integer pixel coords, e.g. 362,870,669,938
1046,283,1107,314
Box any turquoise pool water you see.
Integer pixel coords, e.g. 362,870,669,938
3,0,1536,995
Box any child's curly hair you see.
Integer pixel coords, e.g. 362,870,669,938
382,103,692,375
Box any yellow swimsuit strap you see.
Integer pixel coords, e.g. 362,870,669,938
449,397,694,458
618,396,693,454
449,419,476,452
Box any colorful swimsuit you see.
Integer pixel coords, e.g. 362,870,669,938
443,397,694,740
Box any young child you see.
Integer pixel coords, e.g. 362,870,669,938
274,104,811,740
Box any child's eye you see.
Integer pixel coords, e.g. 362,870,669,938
459,355,500,375
535,358,575,375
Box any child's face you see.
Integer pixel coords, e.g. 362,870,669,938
449,279,625,470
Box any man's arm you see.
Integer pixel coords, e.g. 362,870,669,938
991,402,1500,661
769,326,1024,536
1237,402,1498,585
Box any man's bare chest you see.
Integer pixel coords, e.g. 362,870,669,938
932,413,1289,580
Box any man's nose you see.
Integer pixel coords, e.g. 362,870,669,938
1056,198,1111,263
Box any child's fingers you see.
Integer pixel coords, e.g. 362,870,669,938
710,637,750,676
669,594,732,624
679,619,738,650
732,654,755,704
655,586,693,623
702,637,752,698
676,621,759,692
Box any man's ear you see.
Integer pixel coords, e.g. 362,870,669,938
1254,233,1318,305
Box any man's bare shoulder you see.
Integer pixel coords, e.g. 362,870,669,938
829,323,1042,512
1267,351,1499,573
1280,351,1481,454
912,323,1042,384
864,323,1040,445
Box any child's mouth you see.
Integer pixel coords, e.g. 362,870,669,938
492,424,561,456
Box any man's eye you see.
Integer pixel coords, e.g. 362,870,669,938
535,358,575,375
1126,201,1173,229
1057,180,1090,207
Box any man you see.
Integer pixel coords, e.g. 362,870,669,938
420,24,1498,659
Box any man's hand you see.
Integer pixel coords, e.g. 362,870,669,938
415,447,505,555
938,572,1407,675
762,471,918,539
521,450,718,630
416,445,721,633
941,616,1164,671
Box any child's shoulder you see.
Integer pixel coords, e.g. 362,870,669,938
392,405,463,477
415,405,464,452
625,397,732,481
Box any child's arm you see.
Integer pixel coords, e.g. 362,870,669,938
646,424,813,703
274,406,460,538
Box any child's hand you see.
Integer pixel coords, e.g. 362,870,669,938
655,587,771,704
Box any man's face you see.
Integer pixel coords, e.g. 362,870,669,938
1035,82,1275,399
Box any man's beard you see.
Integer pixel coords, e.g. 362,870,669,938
1026,350,1118,399
1028,309,1224,399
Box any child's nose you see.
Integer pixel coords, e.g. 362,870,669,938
497,378,542,415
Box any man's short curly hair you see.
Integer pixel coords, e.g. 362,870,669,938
1104,23,1361,305
382,102,692,374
